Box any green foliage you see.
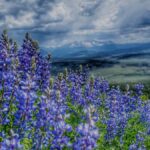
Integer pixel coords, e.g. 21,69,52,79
65,102,85,128
65,102,85,144
144,136,150,149
122,113,146,150
0,136,3,142
0,89,3,96
21,138,32,150
141,95,149,101
96,121,107,150
97,121,122,150
64,130,77,143
96,112,148,150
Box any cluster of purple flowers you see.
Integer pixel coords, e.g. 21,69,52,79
0,31,149,150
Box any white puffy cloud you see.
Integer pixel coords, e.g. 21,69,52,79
5,11,35,28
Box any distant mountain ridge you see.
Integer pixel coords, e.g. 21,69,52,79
41,42,150,62
40,42,150,75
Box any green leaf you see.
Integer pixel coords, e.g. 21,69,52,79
21,138,32,150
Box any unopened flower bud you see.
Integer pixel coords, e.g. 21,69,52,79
58,73,63,81
50,78,54,88
56,90,61,100
126,84,130,91
64,68,68,79
90,75,94,86
79,65,83,72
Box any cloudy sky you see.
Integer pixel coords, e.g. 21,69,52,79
0,0,150,49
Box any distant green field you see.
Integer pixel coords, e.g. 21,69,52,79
110,81,150,99
90,55,150,84
89,57,150,98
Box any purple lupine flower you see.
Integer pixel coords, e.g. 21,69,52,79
134,84,144,96
1,31,150,149
73,104,99,150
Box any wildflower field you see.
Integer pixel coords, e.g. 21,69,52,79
0,31,150,150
